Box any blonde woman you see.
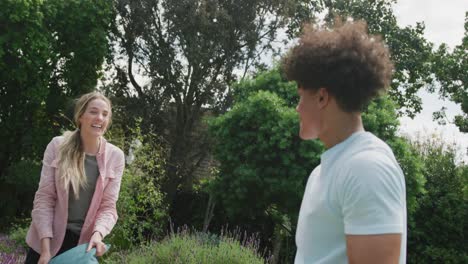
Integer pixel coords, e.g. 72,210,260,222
25,92,125,264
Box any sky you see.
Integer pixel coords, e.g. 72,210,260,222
392,0,467,162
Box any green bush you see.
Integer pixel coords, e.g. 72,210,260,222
105,123,168,250
407,138,468,263
104,231,266,264
0,220,29,255
0,159,41,228
105,168,167,250
209,90,321,223
8,221,29,251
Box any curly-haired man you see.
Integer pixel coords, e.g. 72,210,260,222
282,19,406,264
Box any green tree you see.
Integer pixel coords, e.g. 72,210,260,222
0,0,115,224
107,0,443,215
44,0,115,122
432,12,468,132
107,0,321,206
0,0,52,187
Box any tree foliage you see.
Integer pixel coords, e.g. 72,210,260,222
209,89,321,222
408,139,468,263
432,12,468,132
0,0,114,224
108,0,322,205
105,1,456,211
0,0,53,183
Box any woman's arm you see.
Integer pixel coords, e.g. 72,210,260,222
38,238,51,264
31,138,58,241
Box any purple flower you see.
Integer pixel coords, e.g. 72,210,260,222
0,234,26,264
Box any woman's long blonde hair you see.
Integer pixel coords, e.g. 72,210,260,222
58,92,112,199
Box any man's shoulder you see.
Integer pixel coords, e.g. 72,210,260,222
340,147,404,191
347,133,396,165
347,149,393,167
355,132,391,149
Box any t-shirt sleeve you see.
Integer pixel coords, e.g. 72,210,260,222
339,155,406,235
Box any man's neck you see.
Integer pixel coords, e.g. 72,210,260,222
319,111,364,149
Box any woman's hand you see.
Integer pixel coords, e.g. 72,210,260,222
38,251,51,264
86,231,106,256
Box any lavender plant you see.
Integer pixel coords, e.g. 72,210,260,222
103,227,271,264
0,234,26,264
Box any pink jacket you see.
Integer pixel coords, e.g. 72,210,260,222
26,136,125,256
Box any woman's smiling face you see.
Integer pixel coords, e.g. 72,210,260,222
78,98,110,138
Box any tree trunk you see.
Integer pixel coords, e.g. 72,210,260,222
270,225,283,264
202,194,215,232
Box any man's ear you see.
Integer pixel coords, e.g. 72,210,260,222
318,87,329,108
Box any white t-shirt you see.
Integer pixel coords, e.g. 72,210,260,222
295,131,407,264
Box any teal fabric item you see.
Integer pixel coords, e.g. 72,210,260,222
49,243,110,264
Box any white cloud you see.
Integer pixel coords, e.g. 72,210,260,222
393,0,467,48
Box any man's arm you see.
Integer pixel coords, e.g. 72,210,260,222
346,234,401,264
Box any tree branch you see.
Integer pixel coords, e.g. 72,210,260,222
127,51,145,98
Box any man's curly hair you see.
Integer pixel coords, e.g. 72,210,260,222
282,19,394,112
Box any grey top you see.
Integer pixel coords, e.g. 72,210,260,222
67,154,99,235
